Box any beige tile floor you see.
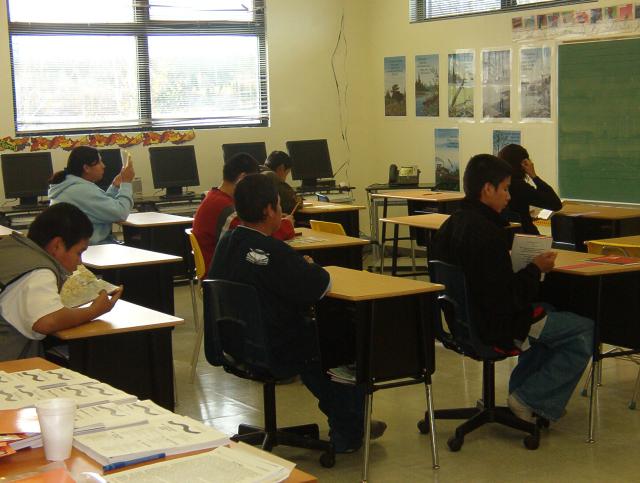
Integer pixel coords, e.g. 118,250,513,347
170,264,640,482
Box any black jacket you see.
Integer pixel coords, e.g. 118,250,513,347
432,199,541,349
504,176,562,234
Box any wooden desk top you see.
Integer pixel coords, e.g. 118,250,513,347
552,249,640,276
53,299,183,340
370,189,464,202
0,224,16,238
380,213,520,231
121,212,194,227
555,201,640,220
586,235,640,247
82,243,182,269
298,201,365,214
0,358,316,483
288,228,369,250
324,266,444,301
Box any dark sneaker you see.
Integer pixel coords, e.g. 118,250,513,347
333,438,363,454
370,420,387,440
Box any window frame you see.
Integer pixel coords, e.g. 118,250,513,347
410,0,596,23
7,0,269,136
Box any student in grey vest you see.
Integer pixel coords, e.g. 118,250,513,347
0,203,122,361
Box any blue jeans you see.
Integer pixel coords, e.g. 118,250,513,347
300,368,365,451
509,304,594,421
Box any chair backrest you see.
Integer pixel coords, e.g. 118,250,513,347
202,279,273,378
309,219,346,236
428,260,502,360
185,228,206,281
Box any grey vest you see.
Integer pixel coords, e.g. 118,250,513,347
0,234,67,362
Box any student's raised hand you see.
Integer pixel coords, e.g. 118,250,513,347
522,158,537,179
120,152,135,183
111,173,122,188
303,255,314,264
532,251,556,273
90,287,123,317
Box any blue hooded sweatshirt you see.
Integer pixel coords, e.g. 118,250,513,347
48,175,133,245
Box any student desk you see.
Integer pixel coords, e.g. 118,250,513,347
0,224,16,238
50,300,183,410
586,235,640,256
379,213,520,276
542,249,640,442
551,202,640,252
120,212,194,278
0,358,317,483
294,201,365,238
82,244,182,315
287,227,369,269
320,266,443,481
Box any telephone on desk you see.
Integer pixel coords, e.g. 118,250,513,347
388,164,420,185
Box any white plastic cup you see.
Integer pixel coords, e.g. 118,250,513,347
35,398,77,461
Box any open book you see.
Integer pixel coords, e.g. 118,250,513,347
60,265,119,308
511,234,553,273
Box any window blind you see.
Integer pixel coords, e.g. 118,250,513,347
7,0,268,135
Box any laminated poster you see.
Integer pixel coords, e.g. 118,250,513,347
415,54,439,117
493,130,521,155
434,128,460,191
482,49,511,119
520,46,551,120
384,56,406,116
448,51,474,118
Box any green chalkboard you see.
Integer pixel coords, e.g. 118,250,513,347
558,38,640,203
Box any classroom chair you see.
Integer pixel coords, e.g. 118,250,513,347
202,279,336,467
309,219,347,236
418,260,542,451
185,228,206,383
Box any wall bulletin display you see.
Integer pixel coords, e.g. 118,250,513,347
482,49,511,120
384,56,407,116
415,54,439,117
520,46,551,120
448,51,475,119
434,128,460,190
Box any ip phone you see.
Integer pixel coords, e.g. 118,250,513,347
388,164,420,185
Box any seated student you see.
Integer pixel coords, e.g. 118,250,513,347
49,146,135,245
0,203,122,361
432,154,593,423
262,150,299,214
497,144,562,235
193,153,294,272
209,174,385,453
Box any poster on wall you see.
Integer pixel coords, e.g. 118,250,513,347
434,128,460,190
520,46,552,120
493,130,521,155
384,56,407,116
415,54,439,117
448,51,475,119
482,49,511,120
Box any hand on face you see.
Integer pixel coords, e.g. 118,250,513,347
522,158,537,179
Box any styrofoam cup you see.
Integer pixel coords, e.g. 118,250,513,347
35,398,76,461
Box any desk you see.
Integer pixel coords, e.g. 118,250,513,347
320,266,443,481
295,201,365,238
0,358,316,483
542,249,640,442
82,244,182,315
0,224,16,238
551,202,640,252
287,227,369,269
51,300,183,410
0,203,47,229
121,212,193,278
586,235,640,256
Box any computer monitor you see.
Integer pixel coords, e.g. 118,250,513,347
96,149,123,191
286,139,334,188
1,152,53,206
149,145,200,198
222,142,267,164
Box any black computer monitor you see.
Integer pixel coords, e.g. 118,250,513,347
149,145,200,198
222,142,267,164
1,152,53,206
286,139,334,187
96,149,123,191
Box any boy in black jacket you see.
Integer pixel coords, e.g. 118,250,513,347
433,154,593,423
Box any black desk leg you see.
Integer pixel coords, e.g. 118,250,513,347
379,199,389,273
391,224,399,277
361,300,376,483
587,276,603,443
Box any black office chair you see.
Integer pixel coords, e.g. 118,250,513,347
418,261,542,451
202,279,336,467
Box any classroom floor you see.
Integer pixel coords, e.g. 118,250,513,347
170,261,640,482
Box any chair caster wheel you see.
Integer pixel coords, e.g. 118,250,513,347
447,435,463,452
537,417,550,429
417,419,430,434
524,434,540,450
319,451,335,468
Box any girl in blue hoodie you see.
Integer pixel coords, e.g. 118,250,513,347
49,146,135,245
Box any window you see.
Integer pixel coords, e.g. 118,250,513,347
7,0,268,135
410,0,594,22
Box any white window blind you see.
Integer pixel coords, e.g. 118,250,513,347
7,0,268,135
410,0,595,22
